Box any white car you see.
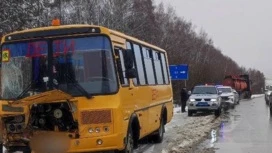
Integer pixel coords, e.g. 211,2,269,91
265,85,272,105
187,85,222,117
232,89,240,104
217,86,239,109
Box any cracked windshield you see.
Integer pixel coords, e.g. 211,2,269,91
0,0,269,153
1,36,117,99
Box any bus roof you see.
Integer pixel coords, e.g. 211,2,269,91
1,24,166,52
108,29,165,52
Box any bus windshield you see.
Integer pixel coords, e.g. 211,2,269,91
1,36,118,99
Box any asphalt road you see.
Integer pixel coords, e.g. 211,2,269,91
203,95,272,153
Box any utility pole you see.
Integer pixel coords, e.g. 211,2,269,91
59,0,62,22
98,5,100,25
37,0,40,27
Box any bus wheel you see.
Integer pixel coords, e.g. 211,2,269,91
117,127,134,153
152,117,165,143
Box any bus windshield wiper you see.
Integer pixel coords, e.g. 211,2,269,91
63,74,93,99
16,80,36,100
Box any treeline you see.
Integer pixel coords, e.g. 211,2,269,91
0,0,265,100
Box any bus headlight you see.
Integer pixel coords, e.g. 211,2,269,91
89,126,110,133
88,128,94,133
97,139,103,145
95,127,100,133
104,126,109,132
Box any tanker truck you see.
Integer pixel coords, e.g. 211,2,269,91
223,74,252,99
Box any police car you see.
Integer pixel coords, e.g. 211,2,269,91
187,85,222,116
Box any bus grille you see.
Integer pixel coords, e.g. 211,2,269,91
81,110,112,124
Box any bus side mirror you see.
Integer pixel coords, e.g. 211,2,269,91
123,49,137,78
123,49,134,70
126,68,137,78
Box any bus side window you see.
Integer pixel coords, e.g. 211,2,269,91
126,41,138,85
160,53,169,84
115,48,129,86
153,50,164,84
142,47,155,85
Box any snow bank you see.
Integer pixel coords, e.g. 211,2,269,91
251,94,264,98
173,105,188,114
165,115,221,153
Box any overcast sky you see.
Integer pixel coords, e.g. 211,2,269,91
155,0,272,79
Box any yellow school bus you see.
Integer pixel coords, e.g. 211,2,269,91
0,19,173,153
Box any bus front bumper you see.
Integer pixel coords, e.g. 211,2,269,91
67,133,125,153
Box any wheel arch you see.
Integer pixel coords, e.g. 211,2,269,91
161,104,168,125
127,113,140,147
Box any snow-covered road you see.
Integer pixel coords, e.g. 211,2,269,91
135,106,222,153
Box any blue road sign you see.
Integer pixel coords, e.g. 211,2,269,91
169,64,189,80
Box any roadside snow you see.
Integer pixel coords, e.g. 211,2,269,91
251,94,264,98
173,105,188,114
165,115,221,153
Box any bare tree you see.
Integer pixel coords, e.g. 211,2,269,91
0,0,265,99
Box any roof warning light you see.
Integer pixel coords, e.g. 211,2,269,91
52,18,61,26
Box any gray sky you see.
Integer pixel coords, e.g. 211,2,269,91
155,0,272,79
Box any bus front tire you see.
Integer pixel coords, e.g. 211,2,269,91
152,117,165,143
117,127,134,153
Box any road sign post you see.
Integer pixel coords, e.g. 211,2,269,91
169,64,189,87
169,64,189,80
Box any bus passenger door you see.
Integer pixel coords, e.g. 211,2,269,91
129,43,150,137
114,48,136,131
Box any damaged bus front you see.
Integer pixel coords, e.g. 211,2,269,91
0,27,119,153
0,24,173,153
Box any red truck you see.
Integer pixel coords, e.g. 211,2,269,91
223,74,252,99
